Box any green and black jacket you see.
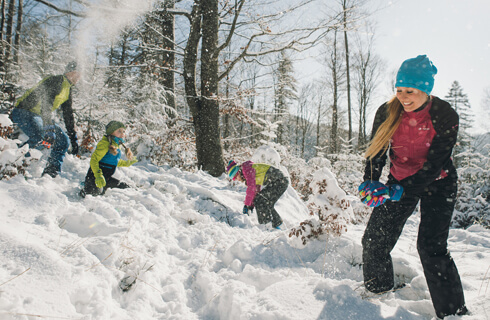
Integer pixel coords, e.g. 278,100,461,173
15,75,77,142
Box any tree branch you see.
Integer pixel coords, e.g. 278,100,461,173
32,0,86,17
216,0,245,55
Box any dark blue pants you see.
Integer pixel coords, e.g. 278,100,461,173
255,167,288,228
362,174,465,318
83,163,129,196
10,108,69,172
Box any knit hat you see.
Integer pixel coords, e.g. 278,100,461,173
64,61,78,74
106,121,125,135
395,55,437,95
226,160,240,180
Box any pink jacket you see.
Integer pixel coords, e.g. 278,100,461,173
241,161,271,206
390,101,447,181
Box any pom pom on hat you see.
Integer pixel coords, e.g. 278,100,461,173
226,160,240,180
395,55,437,95
106,121,125,135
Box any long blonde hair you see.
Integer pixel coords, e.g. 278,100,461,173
365,96,403,159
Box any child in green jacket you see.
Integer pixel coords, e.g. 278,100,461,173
80,121,137,197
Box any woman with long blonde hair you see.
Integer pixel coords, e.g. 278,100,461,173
359,55,467,318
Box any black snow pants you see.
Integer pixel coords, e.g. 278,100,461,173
362,173,465,319
255,167,288,228
82,162,129,196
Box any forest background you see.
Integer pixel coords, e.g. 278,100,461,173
0,0,489,227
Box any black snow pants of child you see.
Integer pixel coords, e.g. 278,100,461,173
362,173,466,319
255,167,288,228
82,162,129,197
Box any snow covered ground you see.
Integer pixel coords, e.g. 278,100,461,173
0,154,489,320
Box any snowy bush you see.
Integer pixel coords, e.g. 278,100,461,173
288,164,359,245
0,115,42,180
327,152,365,197
133,117,196,171
453,147,490,228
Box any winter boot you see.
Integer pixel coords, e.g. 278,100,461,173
273,223,283,230
42,164,59,178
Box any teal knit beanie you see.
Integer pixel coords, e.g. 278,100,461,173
395,55,437,95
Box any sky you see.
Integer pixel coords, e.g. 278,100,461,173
0,126,489,319
372,0,490,134
296,0,490,134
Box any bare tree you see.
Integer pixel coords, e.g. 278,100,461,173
0,0,6,72
341,0,352,144
3,0,14,71
181,0,337,176
324,29,345,154
352,26,382,149
13,0,22,64
296,82,317,157
144,0,176,116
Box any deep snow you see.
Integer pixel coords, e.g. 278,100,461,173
0,152,489,320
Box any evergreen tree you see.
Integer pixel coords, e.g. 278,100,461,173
445,81,474,167
274,51,297,145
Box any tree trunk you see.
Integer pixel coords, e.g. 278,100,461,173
0,0,5,71
161,0,176,116
183,1,201,118
223,73,230,149
13,0,22,64
195,0,223,176
4,0,14,69
330,30,339,154
184,0,224,176
316,95,322,155
343,0,352,143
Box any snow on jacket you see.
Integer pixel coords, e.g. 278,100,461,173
363,96,459,196
15,75,77,142
241,161,272,206
90,136,135,175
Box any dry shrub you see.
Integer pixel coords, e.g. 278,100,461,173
79,124,96,154
0,123,13,139
0,121,30,180
289,173,354,246
137,117,196,171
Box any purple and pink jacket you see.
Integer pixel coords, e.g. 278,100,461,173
364,96,459,196
240,161,272,206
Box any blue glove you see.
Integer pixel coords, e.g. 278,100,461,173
36,132,55,150
243,205,253,215
387,184,404,201
358,180,390,208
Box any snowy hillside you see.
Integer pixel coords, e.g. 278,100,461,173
0,155,489,320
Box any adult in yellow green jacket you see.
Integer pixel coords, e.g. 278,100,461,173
9,61,80,177
80,121,137,197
